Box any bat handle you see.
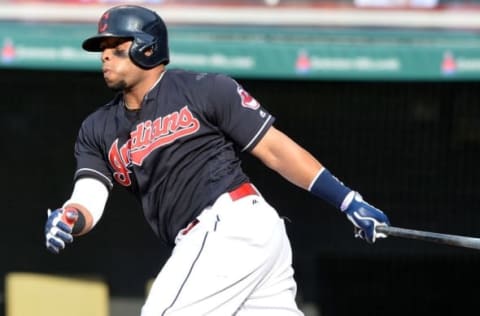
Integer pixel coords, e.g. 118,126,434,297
376,225,389,234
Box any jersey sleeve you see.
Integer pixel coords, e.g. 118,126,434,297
207,74,275,152
73,116,114,191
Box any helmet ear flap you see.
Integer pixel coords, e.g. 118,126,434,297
130,33,168,69
129,33,154,68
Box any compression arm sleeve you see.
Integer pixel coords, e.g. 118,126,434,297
63,177,109,233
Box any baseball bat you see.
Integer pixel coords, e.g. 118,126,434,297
376,225,480,250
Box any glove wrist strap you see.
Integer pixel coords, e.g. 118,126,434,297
340,191,357,212
309,168,352,210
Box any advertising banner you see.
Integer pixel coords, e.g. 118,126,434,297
2,22,480,80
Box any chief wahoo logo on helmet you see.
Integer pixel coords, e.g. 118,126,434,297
98,12,109,33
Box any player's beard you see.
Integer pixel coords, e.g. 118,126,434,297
106,79,127,92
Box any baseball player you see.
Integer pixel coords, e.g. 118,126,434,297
44,5,390,316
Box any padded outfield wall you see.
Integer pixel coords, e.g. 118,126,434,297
1,68,479,315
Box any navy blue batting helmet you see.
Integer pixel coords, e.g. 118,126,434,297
82,5,169,69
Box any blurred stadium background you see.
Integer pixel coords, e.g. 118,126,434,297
1,0,480,315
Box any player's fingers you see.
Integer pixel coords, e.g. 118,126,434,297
353,227,363,239
52,216,73,233
46,234,65,253
46,244,60,254
50,227,73,243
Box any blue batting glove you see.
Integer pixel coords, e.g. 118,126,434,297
342,192,390,243
45,208,77,254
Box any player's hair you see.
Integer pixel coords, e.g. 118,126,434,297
82,5,169,69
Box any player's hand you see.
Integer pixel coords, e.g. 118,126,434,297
342,192,390,243
45,208,78,254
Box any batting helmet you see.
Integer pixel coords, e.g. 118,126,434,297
82,5,169,69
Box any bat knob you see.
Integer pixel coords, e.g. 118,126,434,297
62,208,79,227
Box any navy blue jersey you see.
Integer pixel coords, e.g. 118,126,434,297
73,69,275,245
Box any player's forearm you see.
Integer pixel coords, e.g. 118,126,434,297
63,177,109,236
269,147,322,190
251,126,323,190
252,126,353,211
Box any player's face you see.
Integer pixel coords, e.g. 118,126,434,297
99,38,143,91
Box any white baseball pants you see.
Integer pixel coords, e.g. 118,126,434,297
141,186,303,316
